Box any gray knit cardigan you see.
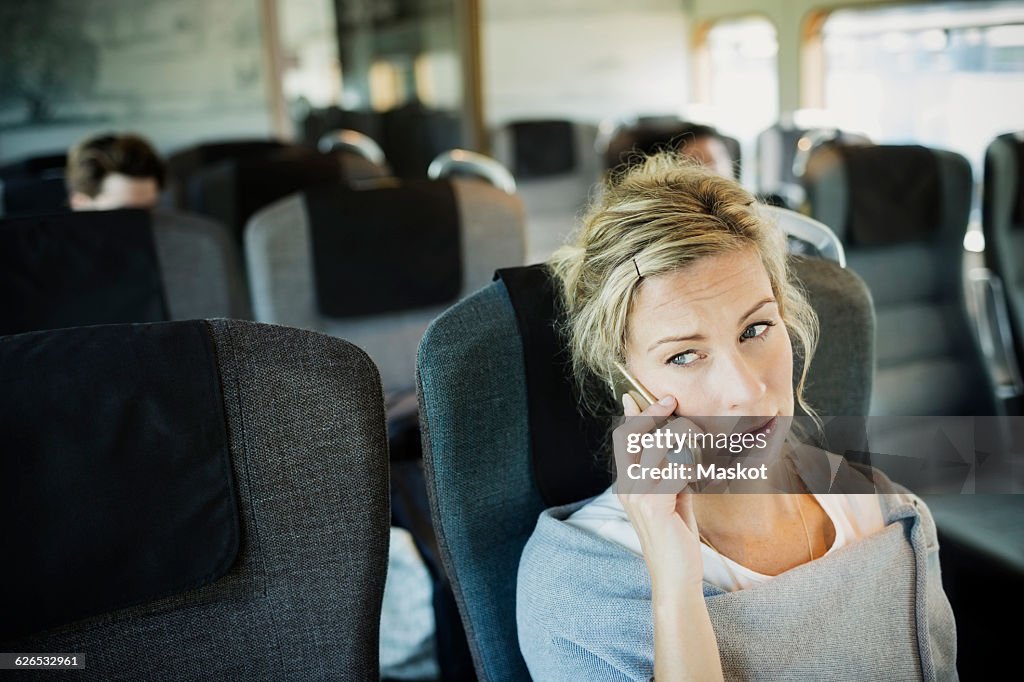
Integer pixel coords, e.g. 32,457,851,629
516,475,958,681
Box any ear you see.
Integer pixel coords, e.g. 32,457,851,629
69,192,95,210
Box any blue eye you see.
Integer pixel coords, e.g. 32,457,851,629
669,350,700,366
741,321,775,341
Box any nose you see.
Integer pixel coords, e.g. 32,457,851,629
716,348,768,414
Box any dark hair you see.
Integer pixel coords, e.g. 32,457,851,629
66,133,165,197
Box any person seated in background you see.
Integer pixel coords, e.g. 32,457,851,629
66,133,165,210
674,123,735,179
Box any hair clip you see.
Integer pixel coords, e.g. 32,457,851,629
633,257,643,281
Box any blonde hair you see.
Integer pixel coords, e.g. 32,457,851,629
549,152,819,418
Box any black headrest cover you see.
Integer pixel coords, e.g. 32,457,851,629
495,265,610,507
0,209,168,335
840,145,941,247
510,120,576,178
0,321,239,640
308,179,462,318
2,177,69,215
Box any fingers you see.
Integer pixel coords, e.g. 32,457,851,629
622,392,640,417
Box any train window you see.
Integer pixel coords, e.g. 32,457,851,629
369,59,408,112
277,0,342,115
814,2,1024,178
692,16,779,186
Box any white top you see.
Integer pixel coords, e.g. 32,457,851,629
565,484,886,592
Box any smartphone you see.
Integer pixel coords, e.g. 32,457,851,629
613,361,657,411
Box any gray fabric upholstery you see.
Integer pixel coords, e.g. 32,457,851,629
415,256,874,681
983,133,1024,361
245,179,525,395
417,282,541,682
808,146,995,416
5,320,390,681
151,209,251,320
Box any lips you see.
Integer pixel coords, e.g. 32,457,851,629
742,415,778,438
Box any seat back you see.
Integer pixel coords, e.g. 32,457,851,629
151,209,252,320
245,178,525,396
185,146,366,242
0,176,69,216
380,104,463,177
756,123,870,208
165,138,288,208
0,320,390,680
0,209,250,335
492,120,601,262
416,256,874,680
0,152,68,181
982,132,1024,361
492,120,600,180
807,144,996,415
0,209,168,335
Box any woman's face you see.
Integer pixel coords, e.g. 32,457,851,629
623,246,794,433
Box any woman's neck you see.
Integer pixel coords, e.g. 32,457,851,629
692,451,808,540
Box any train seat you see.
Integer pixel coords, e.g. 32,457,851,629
492,119,600,263
415,253,874,680
244,177,525,399
183,146,388,243
0,176,69,216
982,132,1024,381
0,208,250,336
0,319,390,680
806,144,997,418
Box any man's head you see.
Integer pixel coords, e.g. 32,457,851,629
66,133,165,210
675,124,735,179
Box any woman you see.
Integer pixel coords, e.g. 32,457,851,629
515,153,958,681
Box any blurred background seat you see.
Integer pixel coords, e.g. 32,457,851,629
806,144,996,418
756,122,871,210
0,175,70,216
492,119,600,263
244,175,524,399
165,138,289,209
0,151,69,183
807,143,1023,679
0,208,249,335
0,319,391,681
179,144,389,243
982,132,1024,388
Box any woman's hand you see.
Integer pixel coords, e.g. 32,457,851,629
614,394,725,682
612,394,704,595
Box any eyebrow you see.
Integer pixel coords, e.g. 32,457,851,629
646,298,777,352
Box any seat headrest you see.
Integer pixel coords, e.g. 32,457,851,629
998,133,1024,227
0,153,68,182
838,145,941,247
509,120,577,178
0,321,239,640
495,256,873,507
167,139,287,177
1,176,69,216
0,209,168,335
495,264,613,506
305,178,462,318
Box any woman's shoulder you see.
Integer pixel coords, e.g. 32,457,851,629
517,498,657,680
518,496,649,599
